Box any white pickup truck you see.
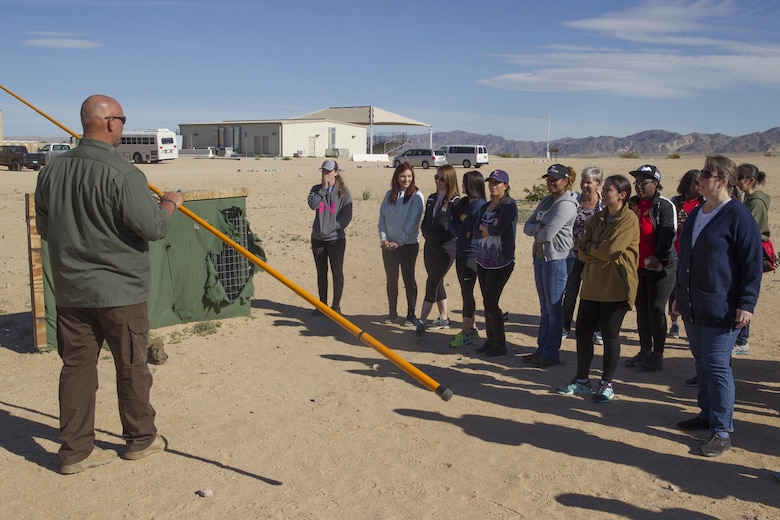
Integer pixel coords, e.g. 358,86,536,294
37,143,73,165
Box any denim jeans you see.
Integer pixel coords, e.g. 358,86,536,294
683,320,739,434
533,256,571,361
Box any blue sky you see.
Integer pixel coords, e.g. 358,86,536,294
1,0,779,141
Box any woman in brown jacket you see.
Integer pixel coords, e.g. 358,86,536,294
556,175,639,403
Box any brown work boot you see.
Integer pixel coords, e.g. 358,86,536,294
124,434,169,461
61,446,117,475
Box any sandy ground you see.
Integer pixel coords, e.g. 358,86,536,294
1,153,780,519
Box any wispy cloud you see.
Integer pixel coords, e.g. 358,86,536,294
479,0,780,98
24,38,102,49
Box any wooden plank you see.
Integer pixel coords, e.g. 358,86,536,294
176,188,249,201
25,194,49,352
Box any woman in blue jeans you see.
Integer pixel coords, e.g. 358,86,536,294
675,155,763,457
523,164,578,367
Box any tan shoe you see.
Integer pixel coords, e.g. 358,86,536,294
124,434,168,461
61,446,117,475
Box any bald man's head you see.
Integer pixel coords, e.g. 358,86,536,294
80,94,125,146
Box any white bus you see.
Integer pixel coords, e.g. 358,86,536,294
118,128,178,164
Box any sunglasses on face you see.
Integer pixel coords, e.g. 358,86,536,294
699,169,716,179
104,116,126,124
434,175,444,182
737,174,752,180
634,179,654,187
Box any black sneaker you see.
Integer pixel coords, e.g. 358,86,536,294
638,352,663,372
683,376,698,387
625,349,652,367
700,433,731,457
677,416,710,431
528,356,560,368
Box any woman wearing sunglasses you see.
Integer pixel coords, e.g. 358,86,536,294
675,156,763,457
624,164,677,373
414,165,460,335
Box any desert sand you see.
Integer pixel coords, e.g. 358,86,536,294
1,153,779,519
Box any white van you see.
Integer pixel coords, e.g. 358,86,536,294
439,145,489,168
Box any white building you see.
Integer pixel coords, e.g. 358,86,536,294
178,118,366,158
178,106,430,158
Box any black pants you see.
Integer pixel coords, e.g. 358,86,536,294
382,243,419,319
312,237,346,308
456,256,478,319
423,242,455,304
575,299,630,382
562,257,584,331
477,262,514,313
636,269,675,354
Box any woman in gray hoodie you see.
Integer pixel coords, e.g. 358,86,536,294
307,160,352,314
523,164,579,367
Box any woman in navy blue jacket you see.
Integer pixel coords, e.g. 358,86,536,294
474,170,518,357
675,155,763,457
447,170,486,347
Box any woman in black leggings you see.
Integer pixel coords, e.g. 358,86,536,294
414,165,460,335
378,162,425,324
308,160,352,314
556,175,639,403
474,170,518,357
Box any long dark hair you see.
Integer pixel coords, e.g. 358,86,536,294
676,169,700,198
605,174,632,203
738,163,766,186
462,170,486,201
389,161,418,204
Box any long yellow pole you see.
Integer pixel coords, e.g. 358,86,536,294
2,84,453,401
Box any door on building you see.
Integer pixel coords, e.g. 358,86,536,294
308,137,316,157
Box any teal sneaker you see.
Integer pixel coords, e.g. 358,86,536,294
468,327,480,340
593,380,614,403
556,380,592,395
427,317,451,330
449,332,472,348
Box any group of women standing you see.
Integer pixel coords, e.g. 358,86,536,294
305,156,767,456
375,162,518,357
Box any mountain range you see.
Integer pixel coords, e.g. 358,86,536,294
409,128,780,157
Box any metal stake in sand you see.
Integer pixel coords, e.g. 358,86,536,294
1,84,453,401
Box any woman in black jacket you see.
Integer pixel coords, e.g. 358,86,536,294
624,165,677,372
414,165,460,335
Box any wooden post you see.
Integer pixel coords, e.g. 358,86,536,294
25,194,49,352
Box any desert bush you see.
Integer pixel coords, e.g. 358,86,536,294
668,153,681,159
619,150,640,159
523,183,549,202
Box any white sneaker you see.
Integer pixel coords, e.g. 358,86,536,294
593,332,603,345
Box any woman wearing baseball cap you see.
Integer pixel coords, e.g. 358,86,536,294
473,169,518,357
307,160,352,314
624,164,677,372
523,164,579,367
